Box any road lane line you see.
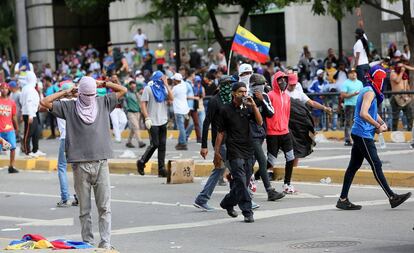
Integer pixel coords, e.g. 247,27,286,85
55,198,414,239
0,191,194,208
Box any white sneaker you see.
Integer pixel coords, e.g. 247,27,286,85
28,152,39,158
283,184,297,194
34,150,46,156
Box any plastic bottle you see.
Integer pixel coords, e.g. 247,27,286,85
379,133,386,149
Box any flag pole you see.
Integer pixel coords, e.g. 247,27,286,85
227,50,233,75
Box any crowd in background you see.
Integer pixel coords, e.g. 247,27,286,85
0,28,413,155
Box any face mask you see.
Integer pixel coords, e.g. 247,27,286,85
239,74,252,88
251,85,265,94
277,79,287,91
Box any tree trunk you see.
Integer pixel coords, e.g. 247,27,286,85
401,0,414,87
206,4,230,59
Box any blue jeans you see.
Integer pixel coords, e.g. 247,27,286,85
175,114,187,145
198,110,205,134
195,145,227,204
58,139,70,202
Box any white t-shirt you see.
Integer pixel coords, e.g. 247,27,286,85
286,82,310,104
353,39,369,65
141,84,169,126
172,82,189,115
133,33,147,48
335,70,348,89
57,118,66,140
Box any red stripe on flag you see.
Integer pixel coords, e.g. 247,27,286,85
231,42,269,63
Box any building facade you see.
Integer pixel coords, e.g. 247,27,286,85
17,0,407,70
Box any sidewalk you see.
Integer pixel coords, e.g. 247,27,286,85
2,158,414,188
40,129,413,143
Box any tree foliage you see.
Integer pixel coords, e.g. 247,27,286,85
0,0,16,60
64,0,116,14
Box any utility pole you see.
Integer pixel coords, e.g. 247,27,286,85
337,19,343,58
174,4,181,68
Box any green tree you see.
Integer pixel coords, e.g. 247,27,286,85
292,0,413,65
0,0,17,61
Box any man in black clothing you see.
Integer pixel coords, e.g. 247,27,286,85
193,76,235,211
214,82,263,223
249,74,285,201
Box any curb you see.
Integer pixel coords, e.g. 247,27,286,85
2,158,414,188
40,129,413,143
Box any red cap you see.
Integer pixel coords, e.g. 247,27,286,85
288,73,298,85
0,82,9,89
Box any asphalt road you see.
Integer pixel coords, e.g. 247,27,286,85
1,170,414,252
3,136,414,171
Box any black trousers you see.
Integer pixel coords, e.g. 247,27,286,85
47,111,57,136
266,134,295,185
344,106,355,142
23,115,39,154
390,96,412,131
139,124,167,171
220,158,254,217
340,134,394,199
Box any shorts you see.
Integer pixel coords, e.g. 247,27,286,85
0,130,16,150
266,133,295,165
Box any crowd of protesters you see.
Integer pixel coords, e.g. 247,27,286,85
0,26,413,249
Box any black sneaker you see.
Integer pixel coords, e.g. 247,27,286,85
244,216,254,223
390,192,412,208
8,166,19,174
126,142,135,148
136,160,145,175
267,188,285,201
158,168,167,178
410,143,414,149
336,198,362,210
138,141,146,148
220,203,238,218
344,141,353,146
72,194,79,206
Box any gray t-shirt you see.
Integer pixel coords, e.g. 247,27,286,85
51,93,118,163
141,84,168,126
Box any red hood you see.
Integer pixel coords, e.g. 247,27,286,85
272,71,287,93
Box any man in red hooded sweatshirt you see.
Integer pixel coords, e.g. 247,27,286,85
266,71,296,194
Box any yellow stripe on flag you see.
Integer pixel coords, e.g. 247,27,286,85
236,25,270,48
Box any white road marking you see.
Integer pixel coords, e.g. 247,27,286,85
56,198,414,239
0,216,73,226
0,191,194,208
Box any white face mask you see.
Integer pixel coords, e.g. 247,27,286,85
239,74,252,90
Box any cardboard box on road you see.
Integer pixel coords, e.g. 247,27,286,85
167,159,194,184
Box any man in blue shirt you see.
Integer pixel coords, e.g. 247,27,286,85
43,76,59,139
336,65,411,210
340,69,363,146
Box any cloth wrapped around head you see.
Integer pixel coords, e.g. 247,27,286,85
76,76,98,124
150,70,167,103
366,65,387,105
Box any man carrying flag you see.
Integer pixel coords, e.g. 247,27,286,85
231,25,270,64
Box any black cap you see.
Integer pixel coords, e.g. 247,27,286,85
355,28,364,36
219,75,236,85
249,73,267,86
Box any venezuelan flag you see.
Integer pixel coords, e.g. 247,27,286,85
231,25,270,63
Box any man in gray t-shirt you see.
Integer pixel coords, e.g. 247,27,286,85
136,70,173,177
41,77,127,250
